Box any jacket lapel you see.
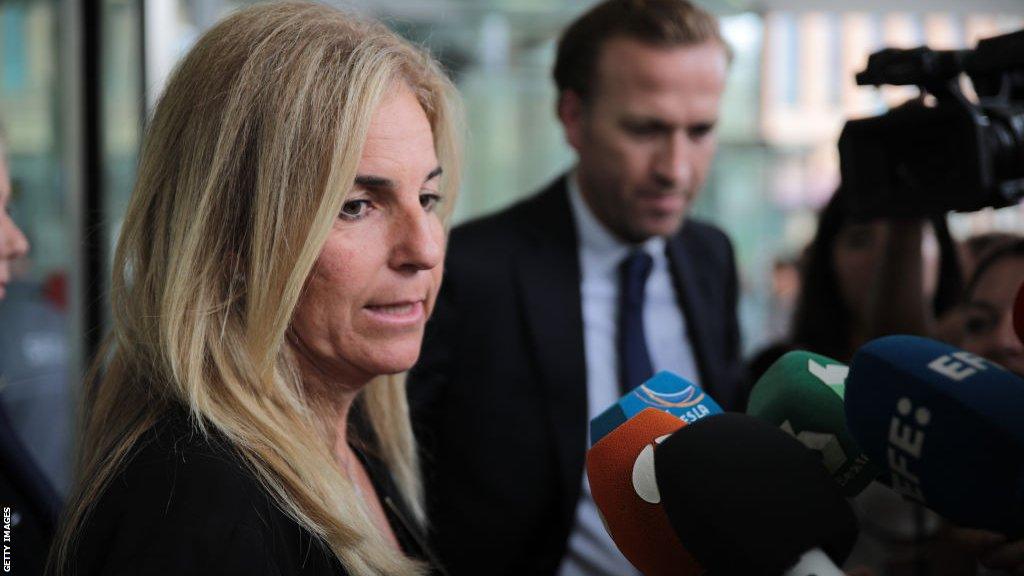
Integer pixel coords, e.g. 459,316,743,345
514,177,588,511
665,228,719,399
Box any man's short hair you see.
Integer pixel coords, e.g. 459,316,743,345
553,0,730,102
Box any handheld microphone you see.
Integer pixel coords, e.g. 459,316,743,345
747,350,883,496
845,334,1024,533
654,413,858,576
586,408,702,576
590,371,722,446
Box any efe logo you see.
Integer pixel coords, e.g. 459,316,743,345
887,397,931,502
927,350,989,382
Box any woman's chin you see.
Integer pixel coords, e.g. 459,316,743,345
349,345,424,381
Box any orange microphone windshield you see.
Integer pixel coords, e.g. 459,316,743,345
586,408,701,576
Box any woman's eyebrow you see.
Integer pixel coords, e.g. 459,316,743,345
354,166,443,189
353,174,395,189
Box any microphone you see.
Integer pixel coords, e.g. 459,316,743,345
747,350,883,496
654,413,858,576
845,334,1024,533
590,371,723,446
586,408,702,576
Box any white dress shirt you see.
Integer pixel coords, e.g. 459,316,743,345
557,172,700,576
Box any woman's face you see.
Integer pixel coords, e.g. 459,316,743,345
832,221,886,318
290,84,446,387
831,220,938,320
961,255,1024,376
0,158,30,300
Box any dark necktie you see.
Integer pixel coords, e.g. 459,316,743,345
618,249,655,394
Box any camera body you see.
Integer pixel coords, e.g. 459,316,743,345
838,30,1024,217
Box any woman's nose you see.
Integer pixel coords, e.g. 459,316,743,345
390,204,443,272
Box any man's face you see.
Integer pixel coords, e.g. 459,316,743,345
560,38,728,243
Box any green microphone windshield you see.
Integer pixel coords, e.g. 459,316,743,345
747,350,882,496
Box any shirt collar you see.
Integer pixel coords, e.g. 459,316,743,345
567,169,666,262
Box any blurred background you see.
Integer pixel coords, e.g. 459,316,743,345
2,0,1024,493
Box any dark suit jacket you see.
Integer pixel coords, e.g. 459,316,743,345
71,409,437,576
409,175,744,575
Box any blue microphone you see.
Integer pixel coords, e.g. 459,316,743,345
845,335,1024,533
590,371,723,446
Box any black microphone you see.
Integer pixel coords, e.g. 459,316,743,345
654,413,858,576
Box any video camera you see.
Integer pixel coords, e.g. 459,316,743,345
838,29,1024,217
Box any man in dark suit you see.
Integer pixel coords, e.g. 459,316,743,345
409,1,742,574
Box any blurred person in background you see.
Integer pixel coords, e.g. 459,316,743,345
409,1,742,574
749,189,963,376
763,202,1024,575
746,189,974,576
957,238,1024,378
0,127,74,496
935,237,1024,575
0,129,29,301
0,125,60,576
914,231,1020,347
46,3,460,575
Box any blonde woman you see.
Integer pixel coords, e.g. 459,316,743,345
48,3,460,575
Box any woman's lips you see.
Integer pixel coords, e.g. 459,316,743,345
363,300,425,325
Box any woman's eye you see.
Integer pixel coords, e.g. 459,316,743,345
420,193,442,212
964,314,995,336
339,199,372,220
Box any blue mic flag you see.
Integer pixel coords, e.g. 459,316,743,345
590,371,722,446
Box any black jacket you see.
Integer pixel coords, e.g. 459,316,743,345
70,410,436,575
408,175,745,575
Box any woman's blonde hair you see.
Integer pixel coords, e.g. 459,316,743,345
49,2,461,574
